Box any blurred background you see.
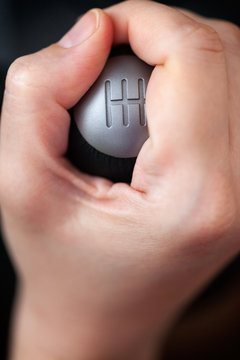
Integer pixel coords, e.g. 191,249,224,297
0,0,240,359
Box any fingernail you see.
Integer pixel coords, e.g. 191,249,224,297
59,9,100,48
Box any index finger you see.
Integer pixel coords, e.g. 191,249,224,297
105,1,229,172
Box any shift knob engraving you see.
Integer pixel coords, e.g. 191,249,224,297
73,55,152,158
105,78,146,128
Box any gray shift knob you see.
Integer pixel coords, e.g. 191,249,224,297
73,55,153,158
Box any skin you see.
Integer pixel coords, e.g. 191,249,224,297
0,0,240,359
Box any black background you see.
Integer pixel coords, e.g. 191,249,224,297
0,1,240,359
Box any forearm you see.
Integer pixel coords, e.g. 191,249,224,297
9,286,162,360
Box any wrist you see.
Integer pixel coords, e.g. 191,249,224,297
9,285,164,360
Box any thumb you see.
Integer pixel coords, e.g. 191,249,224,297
0,9,113,219
1,9,113,161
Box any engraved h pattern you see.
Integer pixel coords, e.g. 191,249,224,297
105,79,146,128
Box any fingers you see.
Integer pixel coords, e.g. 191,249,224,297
106,1,223,64
105,1,229,185
176,8,240,183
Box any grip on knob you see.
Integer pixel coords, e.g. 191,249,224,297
67,48,153,183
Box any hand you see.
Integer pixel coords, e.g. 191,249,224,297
1,1,240,359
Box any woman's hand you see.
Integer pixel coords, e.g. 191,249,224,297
0,1,240,359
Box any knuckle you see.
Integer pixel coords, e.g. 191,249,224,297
218,21,240,53
180,22,224,55
219,21,240,41
6,55,38,93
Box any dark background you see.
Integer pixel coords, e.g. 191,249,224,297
0,1,240,359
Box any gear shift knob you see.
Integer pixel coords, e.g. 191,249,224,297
67,49,153,183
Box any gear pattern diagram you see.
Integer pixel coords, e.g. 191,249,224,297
105,78,146,128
